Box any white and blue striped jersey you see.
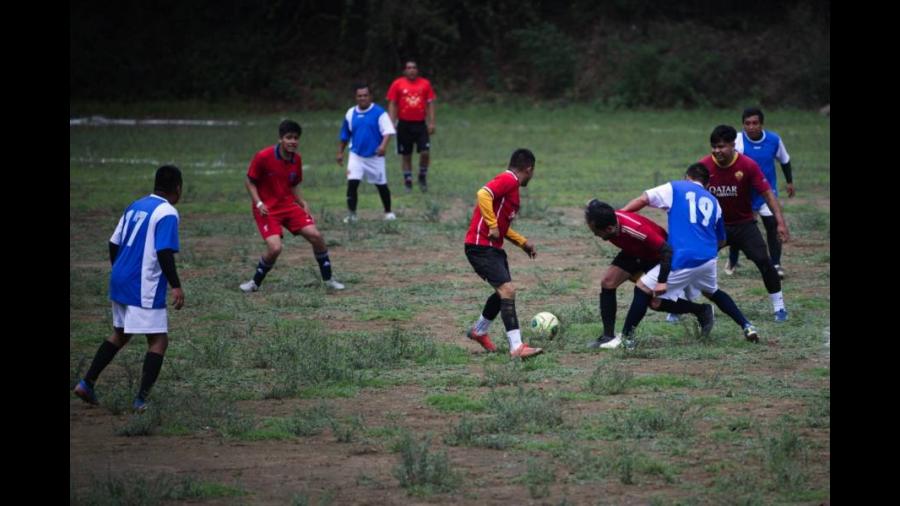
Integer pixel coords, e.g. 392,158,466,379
109,194,180,309
339,103,395,157
735,130,790,209
645,181,725,270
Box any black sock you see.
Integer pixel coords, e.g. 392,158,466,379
622,287,651,336
708,289,750,328
137,352,165,401
314,250,333,281
346,179,361,212
84,340,121,386
418,166,428,180
252,257,274,286
500,298,519,331
761,215,781,265
483,293,501,320
376,184,391,212
655,298,705,316
728,245,740,266
600,288,617,338
403,171,413,185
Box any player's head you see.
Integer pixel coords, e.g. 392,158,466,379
508,148,536,186
685,163,711,188
278,120,302,153
354,83,372,109
741,107,764,140
154,165,183,204
709,124,737,166
404,60,419,79
584,199,617,240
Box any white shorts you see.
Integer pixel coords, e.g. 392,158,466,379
758,203,773,217
111,301,168,334
347,152,387,185
640,258,718,301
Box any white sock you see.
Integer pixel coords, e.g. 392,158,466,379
507,329,523,351
770,291,785,312
473,315,492,335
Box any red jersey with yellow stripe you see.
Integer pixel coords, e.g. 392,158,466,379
465,170,520,248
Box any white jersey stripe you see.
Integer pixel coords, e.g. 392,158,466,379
621,225,648,241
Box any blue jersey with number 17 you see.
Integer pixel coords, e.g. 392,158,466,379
657,181,725,270
109,194,180,309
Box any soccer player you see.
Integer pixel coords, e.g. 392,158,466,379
337,84,397,223
726,107,796,279
386,60,436,192
618,163,761,348
583,199,672,349
73,165,186,412
240,120,345,293
464,148,543,358
692,124,790,322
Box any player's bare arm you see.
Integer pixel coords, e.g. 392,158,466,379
245,177,268,215
292,186,309,211
621,193,650,213
427,101,435,135
376,134,391,157
336,140,348,165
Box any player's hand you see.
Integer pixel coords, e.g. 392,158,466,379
522,241,537,259
428,124,435,135
336,152,344,165
257,202,269,216
297,200,309,211
786,183,795,198
653,282,667,297
376,146,386,156
777,223,790,243
488,227,500,240
171,287,184,310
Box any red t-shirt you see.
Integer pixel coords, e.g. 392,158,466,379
701,153,771,225
386,77,436,122
465,170,520,249
247,145,302,208
610,210,667,261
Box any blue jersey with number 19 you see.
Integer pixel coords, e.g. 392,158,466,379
646,181,725,270
109,194,180,309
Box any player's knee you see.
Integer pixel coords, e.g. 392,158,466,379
600,276,621,290
497,283,516,299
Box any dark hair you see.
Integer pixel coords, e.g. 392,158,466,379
278,119,302,138
685,163,710,186
353,82,370,94
742,107,764,123
508,148,535,170
584,199,617,229
154,165,182,193
710,124,737,145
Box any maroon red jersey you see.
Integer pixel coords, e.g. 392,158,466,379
386,77,436,122
610,210,667,261
701,153,771,225
465,170,520,248
247,145,303,209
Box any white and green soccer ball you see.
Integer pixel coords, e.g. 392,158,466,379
530,311,560,338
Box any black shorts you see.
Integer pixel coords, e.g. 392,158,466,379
726,221,770,264
465,244,511,287
396,120,430,155
610,251,658,277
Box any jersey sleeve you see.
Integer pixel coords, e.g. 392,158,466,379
426,80,436,101
247,151,263,179
645,183,674,210
505,227,527,247
378,111,396,136
339,109,353,142
714,205,726,242
748,164,772,193
294,155,303,186
476,188,497,228
109,213,126,245
154,213,180,252
734,134,745,154
775,138,790,164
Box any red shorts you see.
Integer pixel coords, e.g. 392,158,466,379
253,203,316,239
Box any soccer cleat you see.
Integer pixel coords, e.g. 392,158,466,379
666,313,681,323
622,335,637,351
342,213,358,224
404,181,413,193
774,264,785,279
724,261,738,276
698,304,715,339
132,398,147,413
467,328,497,352
509,343,543,359
324,278,346,290
239,279,259,293
384,212,397,221
418,175,428,193
588,334,621,349
774,309,789,323
74,380,98,405
743,324,760,343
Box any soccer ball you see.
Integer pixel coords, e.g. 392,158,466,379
531,312,560,338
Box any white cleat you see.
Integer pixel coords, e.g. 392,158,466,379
342,213,358,224
239,280,259,293
324,278,346,290
384,212,397,221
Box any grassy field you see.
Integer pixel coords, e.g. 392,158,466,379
70,105,830,505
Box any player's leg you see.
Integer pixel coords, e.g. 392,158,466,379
75,309,132,404
736,223,787,321
495,281,540,358
416,122,431,192
726,245,740,274
345,179,361,222
134,332,169,411
597,255,637,341
297,223,345,290
241,209,284,292
759,203,783,277
702,289,758,342
397,121,414,191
